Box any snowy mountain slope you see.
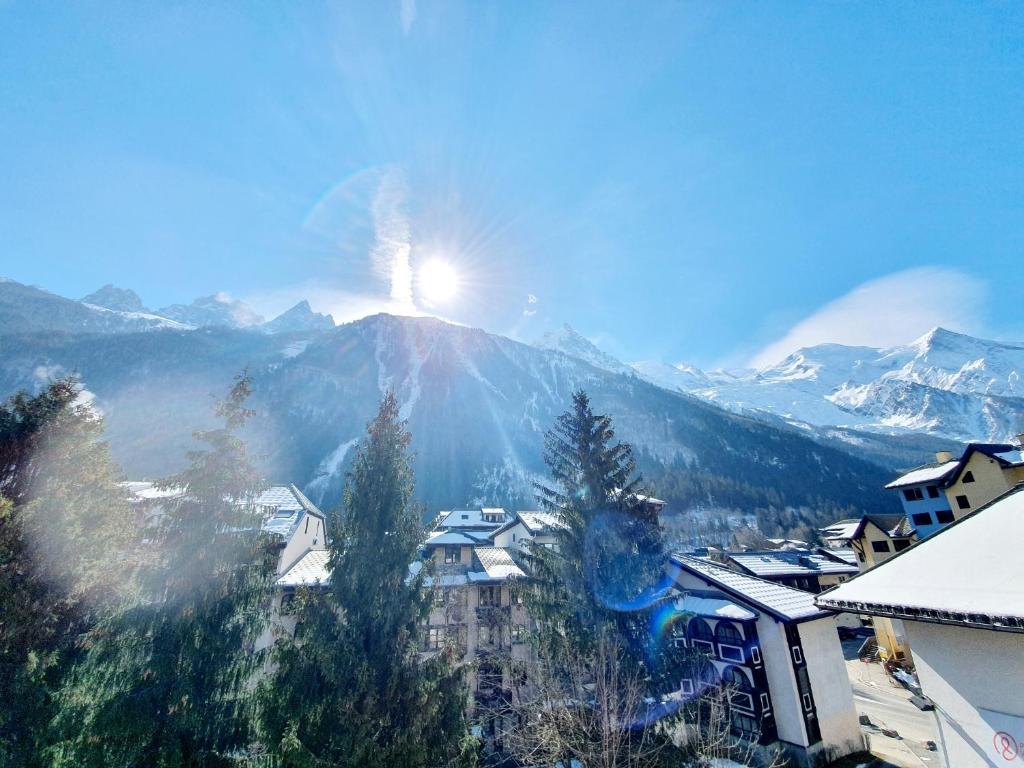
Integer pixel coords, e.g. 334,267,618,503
262,300,335,334
624,327,1024,443
533,324,635,375
159,292,264,329
0,313,898,524
0,278,190,334
81,284,149,313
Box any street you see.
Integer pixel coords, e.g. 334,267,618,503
840,638,943,768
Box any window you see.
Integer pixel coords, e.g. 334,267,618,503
871,540,890,553
444,545,461,564
927,485,940,498
911,512,932,526
426,627,444,650
511,624,526,643
719,644,745,663
479,585,501,607
722,666,754,712
936,509,955,524
902,487,923,502
715,620,743,645
760,692,771,711
802,692,813,711
673,636,687,649
680,678,694,695
687,618,715,655
963,471,975,483
791,646,803,664
893,540,910,552
957,494,970,509
731,712,760,739
750,646,761,665
856,551,865,563
304,517,310,534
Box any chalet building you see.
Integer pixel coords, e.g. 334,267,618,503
669,555,862,767
819,514,916,658
489,510,563,552
885,439,1024,538
818,484,1024,768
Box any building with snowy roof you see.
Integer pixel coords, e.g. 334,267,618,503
717,549,858,594
668,555,861,767
490,509,565,552
885,439,1024,539
818,483,1024,768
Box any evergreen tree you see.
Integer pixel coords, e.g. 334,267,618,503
528,390,667,660
0,378,136,767
49,372,277,767
259,391,468,768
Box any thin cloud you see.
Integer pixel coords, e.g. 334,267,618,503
370,168,414,310
399,0,416,35
527,293,538,304
748,267,987,369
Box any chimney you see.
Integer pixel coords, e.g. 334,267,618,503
935,450,954,464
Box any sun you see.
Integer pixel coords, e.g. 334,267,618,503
417,258,459,304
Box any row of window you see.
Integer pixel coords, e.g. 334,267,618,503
902,472,974,504
910,509,955,527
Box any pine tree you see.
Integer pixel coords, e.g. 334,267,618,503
0,378,136,767
49,372,277,767
259,391,468,768
529,389,666,659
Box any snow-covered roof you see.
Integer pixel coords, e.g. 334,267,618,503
277,549,331,588
436,509,508,531
257,484,324,539
823,547,857,566
885,460,958,489
123,481,183,501
517,511,565,534
993,448,1024,465
820,519,860,542
471,546,527,581
818,485,1024,631
424,531,486,546
726,550,857,578
672,555,832,622
676,594,757,622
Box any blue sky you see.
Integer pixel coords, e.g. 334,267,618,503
1,2,1022,368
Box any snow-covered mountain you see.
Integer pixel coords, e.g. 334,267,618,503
0,308,901,530
533,324,634,376
81,284,149,314
0,278,189,334
159,292,264,329
262,300,335,334
628,328,1024,443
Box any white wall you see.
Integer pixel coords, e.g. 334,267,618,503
906,621,1024,768
278,513,325,574
757,616,808,747
798,618,862,759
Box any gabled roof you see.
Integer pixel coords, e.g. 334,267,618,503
848,514,914,541
277,549,331,588
435,508,508,531
671,555,832,623
725,549,857,578
886,443,1024,491
820,518,860,542
885,460,959,489
470,546,527,581
424,531,488,547
676,593,757,622
820,547,857,566
818,484,1024,632
258,484,325,538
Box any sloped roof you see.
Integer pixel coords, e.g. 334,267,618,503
424,530,488,546
726,549,857,578
672,555,832,622
436,509,507,531
471,546,527,581
818,484,1024,632
277,549,331,587
821,547,857,566
258,484,325,538
885,460,959,489
676,594,757,622
820,519,860,542
517,511,564,533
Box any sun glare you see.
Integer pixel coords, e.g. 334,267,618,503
417,258,459,304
